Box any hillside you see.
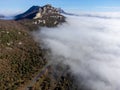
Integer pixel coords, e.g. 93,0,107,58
0,20,47,90
0,5,79,90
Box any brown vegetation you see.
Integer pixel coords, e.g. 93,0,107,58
0,20,47,90
0,14,78,90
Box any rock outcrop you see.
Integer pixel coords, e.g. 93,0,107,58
15,4,64,20
15,4,65,27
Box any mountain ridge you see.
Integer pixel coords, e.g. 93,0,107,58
15,4,65,27
15,4,60,20
15,4,78,20
0,14,5,18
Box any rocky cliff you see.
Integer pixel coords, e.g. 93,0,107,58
15,4,65,27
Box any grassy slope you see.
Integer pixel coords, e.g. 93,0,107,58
0,20,47,90
0,19,78,90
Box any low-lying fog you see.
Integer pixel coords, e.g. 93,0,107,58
33,12,120,90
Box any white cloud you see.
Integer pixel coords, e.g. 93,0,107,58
33,13,120,90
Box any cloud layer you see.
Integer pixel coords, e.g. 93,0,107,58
34,14,120,90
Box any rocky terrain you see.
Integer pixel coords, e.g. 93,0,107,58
15,4,65,27
0,4,79,90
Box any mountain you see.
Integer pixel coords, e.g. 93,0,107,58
15,4,63,20
0,19,78,90
0,14,5,18
57,8,79,16
15,4,65,27
0,4,79,90
15,6,40,20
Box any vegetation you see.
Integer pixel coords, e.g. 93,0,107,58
0,27,47,90
0,11,78,90
31,64,79,90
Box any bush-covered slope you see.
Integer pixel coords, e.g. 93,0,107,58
0,22,47,89
0,7,78,89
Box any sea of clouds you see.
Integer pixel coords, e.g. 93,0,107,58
33,12,120,90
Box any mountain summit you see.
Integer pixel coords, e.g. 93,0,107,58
15,4,65,27
15,4,63,20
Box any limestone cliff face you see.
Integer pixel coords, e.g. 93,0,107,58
15,4,65,27
15,4,63,20
34,12,42,19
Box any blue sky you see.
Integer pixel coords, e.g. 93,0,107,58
0,0,120,14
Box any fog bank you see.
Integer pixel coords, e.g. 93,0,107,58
33,13,120,90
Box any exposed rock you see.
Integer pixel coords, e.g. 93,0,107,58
33,12,42,19
15,4,65,27
15,4,64,20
